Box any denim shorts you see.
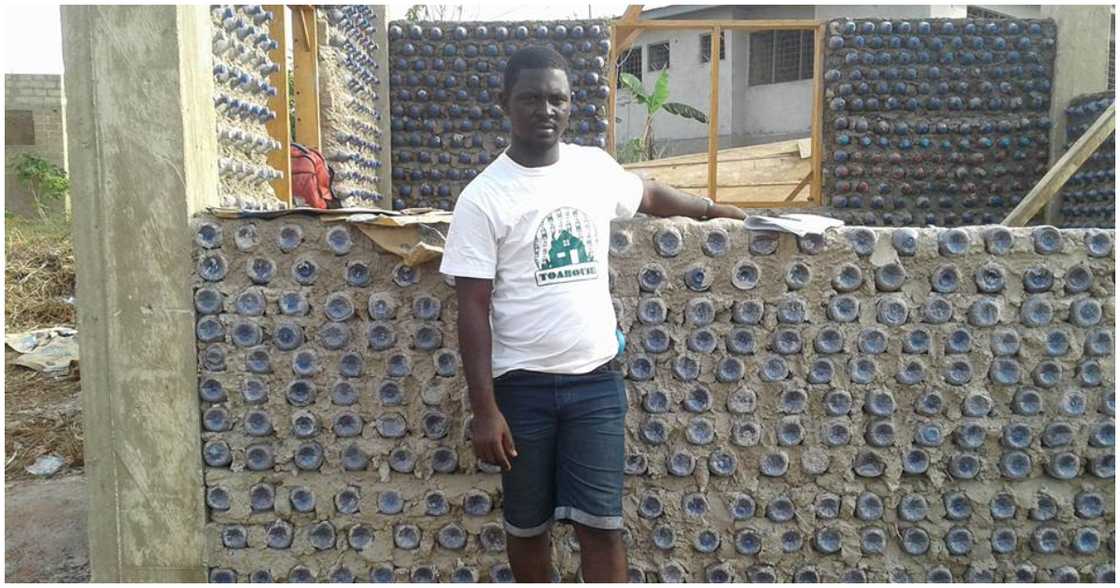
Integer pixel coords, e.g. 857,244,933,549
492,360,628,537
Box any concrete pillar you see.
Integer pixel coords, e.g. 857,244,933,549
61,5,218,582
1042,5,1111,224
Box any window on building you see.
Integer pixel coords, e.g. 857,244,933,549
700,31,725,63
648,41,670,72
5,110,35,145
749,30,814,86
618,46,642,84
966,6,1011,19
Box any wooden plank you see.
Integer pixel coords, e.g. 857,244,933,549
638,162,809,186
607,24,618,156
707,26,720,201
1002,101,1115,226
797,138,811,159
622,140,801,169
615,4,646,53
621,19,818,31
809,23,825,205
264,5,291,207
783,171,813,202
292,5,321,150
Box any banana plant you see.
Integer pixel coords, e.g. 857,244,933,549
619,69,708,162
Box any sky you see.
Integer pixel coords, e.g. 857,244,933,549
2,2,647,75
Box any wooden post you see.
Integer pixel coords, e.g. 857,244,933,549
292,5,321,150
607,24,618,156
608,5,643,157
707,25,720,200
264,5,291,206
1002,101,1115,226
810,22,824,205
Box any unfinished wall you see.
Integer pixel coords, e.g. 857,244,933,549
195,216,1114,582
387,20,611,211
210,5,286,210
821,18,1057,227
318,6,392,208
4,73,67,218
1056,92,1115,228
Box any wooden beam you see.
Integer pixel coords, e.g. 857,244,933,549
607,24,618,156
783,171,813,202
608,5,643,156
809,23,824,205
707,25,720,200
264,5,291,207
292,5,321,150
614,4,645,53
1002,101,1115,226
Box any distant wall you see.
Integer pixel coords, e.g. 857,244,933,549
1056,93,1114,228
387,19,611,210
820,17,1057,228
209,5,286,210
196,215,1115,582
318,6,392,209
4,74,67,218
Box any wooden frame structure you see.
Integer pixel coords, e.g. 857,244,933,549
249,5,322,207
264,5,293,206
608,7,825,207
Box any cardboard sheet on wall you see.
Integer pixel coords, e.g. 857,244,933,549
345,210,451,266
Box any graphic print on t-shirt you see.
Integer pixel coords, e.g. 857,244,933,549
533,206,600,287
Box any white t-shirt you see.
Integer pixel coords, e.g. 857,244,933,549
439,143,645,378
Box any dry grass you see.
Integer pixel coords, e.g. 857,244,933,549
5,213,76,330
5,214,83,480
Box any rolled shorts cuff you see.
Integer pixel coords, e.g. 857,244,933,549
504,517,555,538
554,506,624,531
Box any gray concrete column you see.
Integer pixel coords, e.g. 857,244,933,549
1042,5,1111,224
61,5,217,582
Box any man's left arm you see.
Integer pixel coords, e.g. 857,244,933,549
636,179,747,221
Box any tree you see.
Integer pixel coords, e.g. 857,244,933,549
404,5,462,21
618,69,708,162
9,153,69,220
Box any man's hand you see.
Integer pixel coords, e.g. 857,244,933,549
471,407,518,471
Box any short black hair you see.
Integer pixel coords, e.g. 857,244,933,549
502,46,570,97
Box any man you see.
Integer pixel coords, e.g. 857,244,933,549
439,46,746,582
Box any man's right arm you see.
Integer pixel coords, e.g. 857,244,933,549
455,276,517,470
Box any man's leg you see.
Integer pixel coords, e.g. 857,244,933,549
507,532,553,582
493,371,559,583
554,367,629,583
573,524,627,582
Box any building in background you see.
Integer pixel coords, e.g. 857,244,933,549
5,74,67,217
614,4,1115,158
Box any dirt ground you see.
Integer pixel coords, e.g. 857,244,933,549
4,353,90,582
5,213,90,581
5,473,90,582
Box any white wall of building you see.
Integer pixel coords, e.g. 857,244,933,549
615,6,735,157
615,4,991,155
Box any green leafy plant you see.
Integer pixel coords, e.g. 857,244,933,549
10,154,69,221
618,69,708,162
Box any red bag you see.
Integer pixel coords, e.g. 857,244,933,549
290,143,335,209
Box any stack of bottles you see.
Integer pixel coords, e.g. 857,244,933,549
1058,92,1115,228
821,18,1057,227
210,5,286,210
319,6,389,208
388,20,612,211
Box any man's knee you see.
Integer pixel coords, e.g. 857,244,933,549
572,523,624,547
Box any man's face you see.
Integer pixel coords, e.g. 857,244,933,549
501,68,571,153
